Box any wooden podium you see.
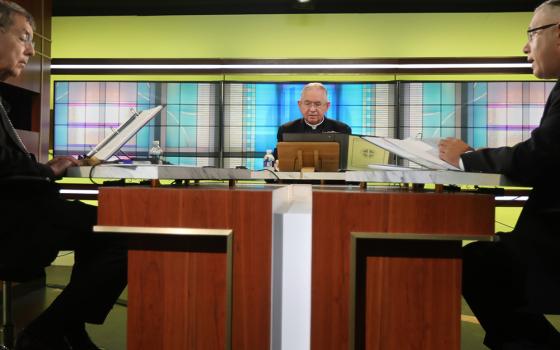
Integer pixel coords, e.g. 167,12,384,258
98,186,275,349
311,189,493,350
97,185,493,350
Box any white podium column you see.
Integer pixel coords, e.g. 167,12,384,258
270,185,313,350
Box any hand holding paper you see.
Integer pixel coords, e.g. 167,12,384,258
438,138,474,168
363,136,461,170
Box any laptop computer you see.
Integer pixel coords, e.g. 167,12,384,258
83,105,163,165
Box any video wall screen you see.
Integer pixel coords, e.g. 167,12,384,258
54,81,221,166
399,81,554,148
222,82,396,169
53,80,554,170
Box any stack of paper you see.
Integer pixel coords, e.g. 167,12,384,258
362,136,460,171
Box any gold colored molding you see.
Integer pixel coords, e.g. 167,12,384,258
351,232,495,242
93,225,232,237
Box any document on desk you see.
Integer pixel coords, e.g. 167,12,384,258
362,136,460,171
86,105,163,161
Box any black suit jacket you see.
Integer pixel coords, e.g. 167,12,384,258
0,96,79,269
275,117,352,159
276,117,352,142
461,81,560,313
0,96,54,178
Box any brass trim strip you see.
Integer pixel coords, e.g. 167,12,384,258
352,232,495,242
349,234,358,350
225,232,233,350
93,225,232,237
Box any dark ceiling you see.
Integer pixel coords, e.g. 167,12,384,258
52,0,543,16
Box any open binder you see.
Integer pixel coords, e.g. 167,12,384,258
362,136,460,171
84,105,163,163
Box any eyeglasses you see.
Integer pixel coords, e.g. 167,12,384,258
18,31,35,49
1,27,35,49
527,23,559,41
301,101,327,109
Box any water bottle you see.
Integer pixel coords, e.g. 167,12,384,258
149,140,164,164
263,149,275,169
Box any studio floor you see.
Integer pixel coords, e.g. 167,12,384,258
3,265,559,350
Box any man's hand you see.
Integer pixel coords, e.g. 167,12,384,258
438,138,473,168
46,156,81,178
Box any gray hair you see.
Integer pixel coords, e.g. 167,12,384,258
0,0,35,31
300,82,329,101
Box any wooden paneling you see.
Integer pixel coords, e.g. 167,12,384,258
311,190,494,350
14,0,43,31
128,249,228,349
97,186,494,350
361,240,462,350
97,186,273,350
39,56,50,159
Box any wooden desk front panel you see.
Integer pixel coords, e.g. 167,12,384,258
311,190,494,350
127,249,228,349
98,186,273,350
361,239,462,350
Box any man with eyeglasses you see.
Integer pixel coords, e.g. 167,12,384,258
438,1,560,349
276,82,351,147
0,1,127,349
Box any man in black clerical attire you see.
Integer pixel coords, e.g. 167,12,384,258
0,1,126,349
439,1,560,349
277,82,351,142
274,83,351,161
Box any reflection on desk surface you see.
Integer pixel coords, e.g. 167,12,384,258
66,164,252,180
66,164,515,187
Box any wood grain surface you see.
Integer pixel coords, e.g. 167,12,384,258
98,186,274,349
311,190,494,350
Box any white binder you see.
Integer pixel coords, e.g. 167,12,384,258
86,105,163,161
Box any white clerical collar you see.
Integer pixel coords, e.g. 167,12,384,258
304,117,325,130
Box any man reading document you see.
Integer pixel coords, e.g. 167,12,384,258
439,1,560,348
0,1,126,349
